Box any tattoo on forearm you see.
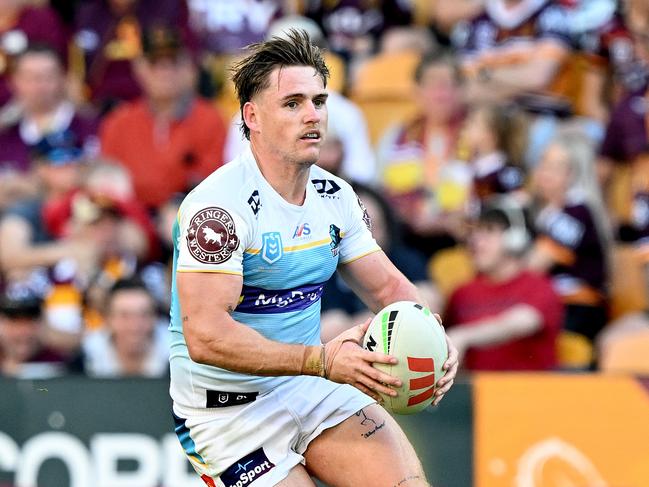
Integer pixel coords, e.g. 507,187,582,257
394,475,423,486
355,409,386,439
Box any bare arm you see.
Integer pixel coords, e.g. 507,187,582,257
465,44,568,103
178,271,312,375
446,304,543,360
338,250,459,405
0,216,76,272
177,271,401,398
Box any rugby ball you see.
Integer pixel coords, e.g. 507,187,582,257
362,301,448,415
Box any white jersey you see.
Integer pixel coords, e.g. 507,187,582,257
169,147,379,409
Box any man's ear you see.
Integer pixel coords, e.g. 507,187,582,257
242,101,260,135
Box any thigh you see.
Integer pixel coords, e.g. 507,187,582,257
275,464,316,487
303,404,429,487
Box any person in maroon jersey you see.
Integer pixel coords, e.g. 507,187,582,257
445,196,563,370
0,0,68,109
529,130,612,342
72,0,194,112
0,288,68,378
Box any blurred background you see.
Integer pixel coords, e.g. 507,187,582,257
0,0,648,485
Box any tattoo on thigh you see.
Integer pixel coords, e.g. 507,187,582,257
394,475,423,486
355,409,386,439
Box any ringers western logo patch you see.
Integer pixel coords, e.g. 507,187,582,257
186,207,239,264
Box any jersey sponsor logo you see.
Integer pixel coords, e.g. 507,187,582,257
312,178,341,198
220,448,275,487
247,190,261,215
236,283,324,314
186,207,239,264
329,224,342,256
261,232,283,264
356,195,372,231
293,223,311,238
549,213,585,249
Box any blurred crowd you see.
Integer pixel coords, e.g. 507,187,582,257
1,0,649,379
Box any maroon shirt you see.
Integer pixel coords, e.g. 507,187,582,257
0,111,99,173
446,271,563,371
535,203,608,302
0,6,68,107
73,0,193,106
600,82,649,163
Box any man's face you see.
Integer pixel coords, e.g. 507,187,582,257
106,290,156,355
135,55,194,102
416,63,462,122
626,0,649,63
0,315,41,363
469,223,509,274
247,65,328,166
11,53,65,114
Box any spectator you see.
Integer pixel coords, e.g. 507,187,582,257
72,0,193,111
82,278,169,377
0,129,92,277
303,0,413,63
528,130,612,343
597,0,649,214
100,25,227,210
377,50,467,257
0,0,67,108
445,197,563,370
461,103,528,205
453,0,572,108
0,288,67,378
0,45,99,183
321,182,440,342
188,0,285,56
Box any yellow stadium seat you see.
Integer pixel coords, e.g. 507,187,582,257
600,328,649,374
556,330,594,369
351,51,420,144
609,245,647,319
428,246,475,298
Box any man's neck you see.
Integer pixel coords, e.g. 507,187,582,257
250,141,311,206
115,347,147,376
147,95,188,121
486,258,523,283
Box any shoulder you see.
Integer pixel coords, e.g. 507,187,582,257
179,156,257,222
102,100,147,125
190,98,226,124
309,165,353,200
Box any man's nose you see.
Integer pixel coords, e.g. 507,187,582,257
303,101,321,124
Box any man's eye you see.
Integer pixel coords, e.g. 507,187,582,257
286,101,298,108
314,99,324,108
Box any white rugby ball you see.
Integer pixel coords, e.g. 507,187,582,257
362,301,448,415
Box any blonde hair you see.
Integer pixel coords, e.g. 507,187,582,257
550,128,613,261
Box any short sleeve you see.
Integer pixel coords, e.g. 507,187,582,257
338,187,380,264
176,201,251,275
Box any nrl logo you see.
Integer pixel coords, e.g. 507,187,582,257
261,232,283,264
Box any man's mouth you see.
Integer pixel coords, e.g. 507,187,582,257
300,130,321,141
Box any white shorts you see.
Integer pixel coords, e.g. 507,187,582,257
172,375,375,487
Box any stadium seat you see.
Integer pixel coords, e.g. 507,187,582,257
428,246,475,298
600,328,649,374
350,51,420,144
556,330,594,369
609,245,647,319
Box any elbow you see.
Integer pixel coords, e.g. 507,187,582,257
186,336,211,365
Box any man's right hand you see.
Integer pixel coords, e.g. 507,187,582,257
324,318,402,402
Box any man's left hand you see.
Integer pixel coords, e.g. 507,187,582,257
433,314,458,406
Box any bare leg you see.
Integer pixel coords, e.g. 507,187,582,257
303,404,429,487
275,464,317,486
